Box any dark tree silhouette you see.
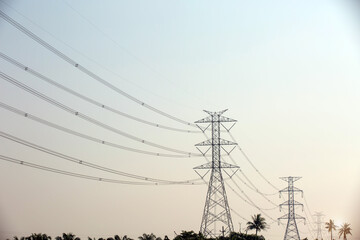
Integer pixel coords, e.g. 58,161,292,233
138,234,157,240
338,223,352,240
325,219,336,240
246,214,268,236
55,233,80,240
174,231,205,240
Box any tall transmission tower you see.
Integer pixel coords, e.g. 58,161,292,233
278,177,306,240
313,212,325,240
194,110,239,238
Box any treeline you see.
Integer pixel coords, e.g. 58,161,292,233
9,231,266,240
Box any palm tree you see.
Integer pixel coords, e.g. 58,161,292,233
325,219,336,240
122,236,133,240
174,231,204,240
138,234,156,240
246,214,268,236
55,233,80,240
338,223,352,240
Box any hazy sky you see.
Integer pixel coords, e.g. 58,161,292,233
0,1,359,240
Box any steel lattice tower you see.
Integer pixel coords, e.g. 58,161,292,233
194,110,239,238
278,177,305,240
313,212,325,240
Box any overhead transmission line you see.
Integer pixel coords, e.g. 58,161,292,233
229,183,285,227
0,71,201,156
61,0,205,108
0,9,196,127
0,154,200,186
0,52,199,134
303,193,317,232
0,102,201,158
203,132,279,204
0,0,200,113
0,130,203,185
228,155,278,207
1,5,288,195
226,179,278,212
228,132,281,192
199,153,278,221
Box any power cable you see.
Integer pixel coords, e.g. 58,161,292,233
223,156,278,209
0,9,196,127
61,0,205,108
0,0,200,113
0,101,200,158
0,51,199,133
238,169,278,196
202,132,279,207
227,154,278,207
0,130,203,184
0,71,200,155
228,132,280,191
304,193,316,223
227,177,278,212
0,154,200,186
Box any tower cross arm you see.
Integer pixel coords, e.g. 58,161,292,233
219,138,237,145
195,138,237,146
218,116,237,123
195,116,213,124
278,213,289,220
196,139,212,146
294,214,305,220
280,200,304,207
279,187,303,193
280,176,302,182
194,162,239,170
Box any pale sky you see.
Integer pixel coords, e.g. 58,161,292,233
0,1,359,240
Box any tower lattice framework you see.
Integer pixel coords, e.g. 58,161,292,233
194,110,239,238
314,212,325,240
278,176,305,240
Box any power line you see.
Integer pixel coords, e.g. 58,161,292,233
0,154,200,186
0,130,203,185
0,101,201,158
0,71,200,155
228,132,280,192
227,177,278,211
200,132,279,212
0,51,200,133
0,9,196,127
203,132,278,199
227,154,278,206
61,0,205,108
0,0,200,113
200,155,277,214
303,193,316,223
303,208,316,239
238,168,278,196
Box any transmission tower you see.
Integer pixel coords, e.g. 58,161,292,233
313,212,325,240
194,110,239,238
278,177,305,240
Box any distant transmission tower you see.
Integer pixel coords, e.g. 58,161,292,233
313,212,325,240
278,177,305,240
194,110,239,238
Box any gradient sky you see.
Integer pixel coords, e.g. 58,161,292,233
0,1,359,240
